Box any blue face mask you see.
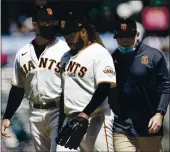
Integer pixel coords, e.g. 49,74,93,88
118,45,135,54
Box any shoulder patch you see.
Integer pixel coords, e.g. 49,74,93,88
103,66,115,77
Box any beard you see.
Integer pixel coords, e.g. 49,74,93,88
69,36,84,55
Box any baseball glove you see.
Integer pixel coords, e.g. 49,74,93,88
56,116,89,150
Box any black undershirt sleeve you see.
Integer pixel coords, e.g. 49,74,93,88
3,86,25,120
108,86,119,115
3,41,47,120
82,82,111,116
58,91,65,131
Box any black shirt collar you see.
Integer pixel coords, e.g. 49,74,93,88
31,40,47,52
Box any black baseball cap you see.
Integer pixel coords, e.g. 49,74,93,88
32,5,57,22
113,18,137,38
61,10,92,35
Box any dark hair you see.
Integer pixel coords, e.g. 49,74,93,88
83,24,105,48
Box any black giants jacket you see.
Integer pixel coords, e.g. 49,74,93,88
110,43,170,137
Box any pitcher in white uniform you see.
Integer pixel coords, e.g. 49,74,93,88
56,11,116,151
1,6,69,152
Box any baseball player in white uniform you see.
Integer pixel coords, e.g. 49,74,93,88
56,11,116,151
1,6,69,152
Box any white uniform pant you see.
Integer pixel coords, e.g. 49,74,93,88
29,107,59,152
57,108,114,152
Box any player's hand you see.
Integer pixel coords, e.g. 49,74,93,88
1,119,11,138
78,112,89,120
148,113,163,134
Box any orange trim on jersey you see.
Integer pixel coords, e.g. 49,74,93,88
96,81,117,88
71,42,96,57
110,82,117,88
103,112,109,152
10,82,23,88
79,42,96,52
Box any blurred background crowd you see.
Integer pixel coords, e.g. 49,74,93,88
1,0,169,151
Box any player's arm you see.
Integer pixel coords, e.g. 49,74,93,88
58,91,65,131
148,53,170,134
1,86,24,137
81,82,111,118
108,86,119,115
155,55,170,115
3,86,25,120
81,51,116,119
1,51,25,138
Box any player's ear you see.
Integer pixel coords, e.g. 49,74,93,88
80,28,87,39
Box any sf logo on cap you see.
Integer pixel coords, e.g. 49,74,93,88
47,8,53,15
121,24,127,31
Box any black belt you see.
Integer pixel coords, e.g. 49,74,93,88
31,101,57,109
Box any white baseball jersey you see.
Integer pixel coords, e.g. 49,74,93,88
61,43,116,115
11,39,70,103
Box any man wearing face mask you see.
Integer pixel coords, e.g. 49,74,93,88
1,5,70,152
109,18,170,151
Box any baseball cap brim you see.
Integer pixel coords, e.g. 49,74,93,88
61,11,89,35
113,30,136,38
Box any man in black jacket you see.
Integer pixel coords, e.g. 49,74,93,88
110,18,170,152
